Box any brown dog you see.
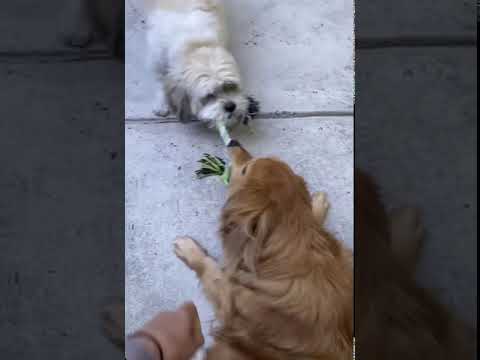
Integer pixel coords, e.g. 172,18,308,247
175,143,353,359
355,170,475,359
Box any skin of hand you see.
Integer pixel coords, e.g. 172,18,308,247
138,302,205,360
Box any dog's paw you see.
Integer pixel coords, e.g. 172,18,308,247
152,105,170,117
152,94,171,117
312,191,330,225
174,237,207,271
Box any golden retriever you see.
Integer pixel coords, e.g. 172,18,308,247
355,170,475,359
175,143,353,359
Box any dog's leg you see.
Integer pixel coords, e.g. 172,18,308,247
389,207,424,271
62,0,94,48
312,191,330,226
152,83,171,117
174,237,231,319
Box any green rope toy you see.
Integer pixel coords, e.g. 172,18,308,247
195,153,231,185
194,121,232,185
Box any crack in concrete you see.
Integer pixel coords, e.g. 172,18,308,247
0,50,113,63
356,34,477,49
1,33,476,63
125,111,353,123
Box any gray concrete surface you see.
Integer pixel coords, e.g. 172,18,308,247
126,0,354,118
356,0,476,38
1,60,123,359
0,1,108,52
126,118,353,347
125,0,354,349
356,47,477,327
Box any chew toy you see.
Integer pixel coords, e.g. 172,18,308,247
195,153,231,185
215,121,232,146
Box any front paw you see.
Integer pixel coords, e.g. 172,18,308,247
152,106,170,117
152,97,171,117
312,191,330,224
174,237,207,272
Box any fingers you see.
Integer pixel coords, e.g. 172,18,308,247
179,302,204,346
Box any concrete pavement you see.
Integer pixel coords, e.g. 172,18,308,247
125,0,355,348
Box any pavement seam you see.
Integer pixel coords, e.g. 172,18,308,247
0,49,113,63
356,34,477,49
125,111,353,124
1,33,476,62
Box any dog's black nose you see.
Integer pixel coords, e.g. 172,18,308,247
227,139,241,147
224,101,236,113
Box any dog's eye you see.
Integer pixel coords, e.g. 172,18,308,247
241,165,248,175
202,93,216,105
223,82,239,92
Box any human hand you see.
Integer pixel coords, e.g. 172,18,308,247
138,302,204,360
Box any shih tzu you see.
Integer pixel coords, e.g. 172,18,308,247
145,0,259,128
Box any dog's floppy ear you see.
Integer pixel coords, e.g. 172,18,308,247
178,93,194,123
222,187,277,273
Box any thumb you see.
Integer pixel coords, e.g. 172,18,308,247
179,302,204,345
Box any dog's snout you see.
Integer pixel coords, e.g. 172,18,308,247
228,142,252,167
227,139,241,148
224,101,236,113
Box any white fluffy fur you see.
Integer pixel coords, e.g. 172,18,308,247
145,0,249,128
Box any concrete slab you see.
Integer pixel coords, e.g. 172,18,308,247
1,61,123,122
125,0,354,118
125,117,353,339
356,0,476,38
0,61,123,358
355,47,476,326
0,1,107,52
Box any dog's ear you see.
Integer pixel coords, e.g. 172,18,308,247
243,96,260,125
178,93,193,123
247,96,260,116
222,187,277,273
242,206,277,272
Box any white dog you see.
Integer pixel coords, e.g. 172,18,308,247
145,0,258,128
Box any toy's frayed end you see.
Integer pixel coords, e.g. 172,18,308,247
195,153,230,185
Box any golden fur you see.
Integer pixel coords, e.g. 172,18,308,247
354,170,475,359
175,145,353,359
